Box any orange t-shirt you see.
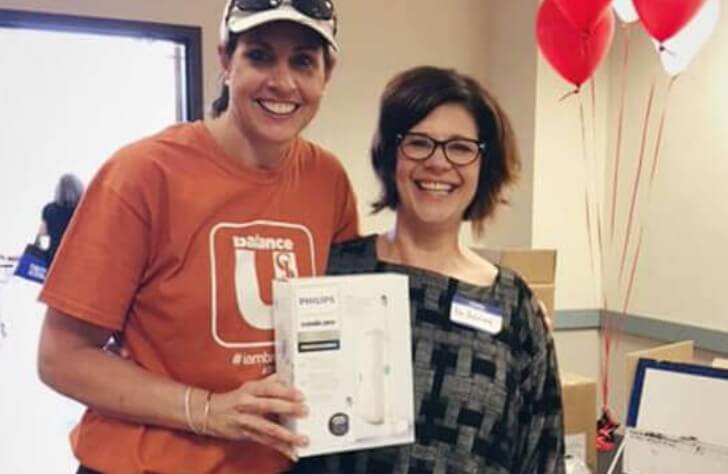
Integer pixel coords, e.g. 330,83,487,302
39,122,359,474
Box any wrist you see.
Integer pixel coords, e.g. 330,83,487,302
183,386,207,435
202,390,213,435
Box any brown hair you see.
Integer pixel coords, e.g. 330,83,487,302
370,66,521,236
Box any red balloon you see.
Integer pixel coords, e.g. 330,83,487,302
634,0,706,42
536,0,615,87
553,0,613,32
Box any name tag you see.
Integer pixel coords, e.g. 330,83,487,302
450,294,503,334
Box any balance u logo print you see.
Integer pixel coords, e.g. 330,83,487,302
209,221,316,348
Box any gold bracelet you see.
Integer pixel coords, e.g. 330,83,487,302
202,390,213,435
184,386,202,435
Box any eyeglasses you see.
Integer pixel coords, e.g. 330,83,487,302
397,132,484,166
226,0,336,24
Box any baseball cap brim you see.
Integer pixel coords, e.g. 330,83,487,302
222,5,339,51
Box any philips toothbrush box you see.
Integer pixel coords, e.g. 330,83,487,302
273,273,415,457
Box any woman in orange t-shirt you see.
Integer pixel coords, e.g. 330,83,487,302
37,1,358,473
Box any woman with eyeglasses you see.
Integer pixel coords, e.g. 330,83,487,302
297,66,566,473
37,1,357,473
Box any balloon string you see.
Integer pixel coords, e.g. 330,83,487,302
602,330,611,409
590,75,598,176
597,203,607,308
622,227,644,312
582,39,604,305
649,76,677,185
559,88,580,101
585,194,596,277
582,90,615,407
584,32,607,310
623,76,678,314
589,76,608,311
610,25,631,244
579,95,597,282
584,25,613,412
603,28,632,392
618,78,656,285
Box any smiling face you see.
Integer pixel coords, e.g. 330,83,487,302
220,21,330,148
395,102,482,231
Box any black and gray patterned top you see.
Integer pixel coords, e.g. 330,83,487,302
292,235,565,474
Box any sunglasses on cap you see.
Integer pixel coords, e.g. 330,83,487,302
226,0,336,24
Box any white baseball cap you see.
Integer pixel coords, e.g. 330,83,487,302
220,0,339,51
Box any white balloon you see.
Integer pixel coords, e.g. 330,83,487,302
655,0,720,77
613,0,639,23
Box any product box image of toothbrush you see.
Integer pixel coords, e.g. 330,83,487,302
273,273,415,457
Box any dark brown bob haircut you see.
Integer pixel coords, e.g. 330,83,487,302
370,66,520,236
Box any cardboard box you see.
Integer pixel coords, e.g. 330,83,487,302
472,248,557,284
624,340,694,408
472,248,556,316
530,283,555,316
560,372,596,472
560,372,597,472
273,274,415,457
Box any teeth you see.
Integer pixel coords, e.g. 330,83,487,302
258,100,297,115
418,181,454,192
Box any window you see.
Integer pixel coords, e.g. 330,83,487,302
0,9,203,473
0,9,202,256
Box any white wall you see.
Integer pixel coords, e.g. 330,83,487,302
532,55,611,310
478,0,540,248
531,3,728,333
604,13,728,332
